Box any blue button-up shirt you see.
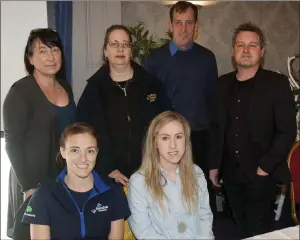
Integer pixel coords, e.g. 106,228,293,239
128,165,214,239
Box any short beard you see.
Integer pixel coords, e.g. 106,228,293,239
236,62,255,69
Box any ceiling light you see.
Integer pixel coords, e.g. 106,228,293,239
161,1,217,7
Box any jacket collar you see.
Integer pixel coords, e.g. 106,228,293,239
56,168,111,194
86,61,145,87
231,67,263,82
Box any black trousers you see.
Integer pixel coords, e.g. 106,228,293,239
191,130,217,215
224,175,276,239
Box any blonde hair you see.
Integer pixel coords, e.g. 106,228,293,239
140,111,198,214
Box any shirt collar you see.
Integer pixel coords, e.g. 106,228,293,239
56,168,111,194
169,40,194,56
160,166,180,177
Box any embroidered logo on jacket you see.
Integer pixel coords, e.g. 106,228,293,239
91,203,108,214
146,93,157,103
24,205,36,218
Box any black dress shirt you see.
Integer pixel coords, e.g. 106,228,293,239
223,77,263,183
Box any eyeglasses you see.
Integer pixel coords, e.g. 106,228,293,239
108,41,132,49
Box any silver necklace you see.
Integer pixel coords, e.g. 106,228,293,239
115,80,130,96
110,69,133,97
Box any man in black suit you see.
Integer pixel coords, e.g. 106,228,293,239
209,22,296,239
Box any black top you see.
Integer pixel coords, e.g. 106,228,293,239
224,77,261,183
68,187,92,211
101,77,142,177
56,101,76,136
76,62,173,177
209,68,296,184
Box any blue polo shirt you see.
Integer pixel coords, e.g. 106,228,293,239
22,168,131,239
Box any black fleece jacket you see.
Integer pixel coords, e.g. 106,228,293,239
76,62,173,177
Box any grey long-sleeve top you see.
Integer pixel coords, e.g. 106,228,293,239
128,164,214,239
3,75,74,192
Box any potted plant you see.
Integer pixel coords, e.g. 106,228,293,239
127,22,161,64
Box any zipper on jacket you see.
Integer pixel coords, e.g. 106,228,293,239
115,82,131,122
124,94,131,122
61,183,99,239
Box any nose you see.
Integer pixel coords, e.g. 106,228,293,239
79,152,88,163
47,51,54,61
182,23,188,32
243,46,250,53
117,45,124,52
169,137,177,149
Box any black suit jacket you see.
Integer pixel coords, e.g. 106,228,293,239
209,68,296,183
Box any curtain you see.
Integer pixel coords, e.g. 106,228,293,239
55,1,73,84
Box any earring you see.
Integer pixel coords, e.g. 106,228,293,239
105,56,108,60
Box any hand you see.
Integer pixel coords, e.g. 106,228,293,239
209,169,221,188
108,170,129,186
23,188,35,202
257,167,269,176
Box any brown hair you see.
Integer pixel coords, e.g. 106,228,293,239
169,1,198,22
56,122,98,167
232,22,266,48
102,24,133,64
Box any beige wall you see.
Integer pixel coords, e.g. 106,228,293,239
121,1,299,76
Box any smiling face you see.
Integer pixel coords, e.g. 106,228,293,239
169,7,198,50
60,133,98,179
104,29,132,67
29,39,62,76
233,31,265,69
156,120,186,169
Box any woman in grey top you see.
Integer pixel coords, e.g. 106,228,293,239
128,111,214,239
3,28,75,240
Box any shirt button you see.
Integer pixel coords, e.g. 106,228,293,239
236,150,239,154
236,134,238,137
236,117,239,120
237,99,240,102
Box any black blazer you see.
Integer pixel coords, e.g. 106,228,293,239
209,68,296,183
76,61,173,176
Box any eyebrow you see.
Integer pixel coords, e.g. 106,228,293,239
110,40,130,42
236,41,259,44
69,146,80,149
68,146,97,149
159,132,184,136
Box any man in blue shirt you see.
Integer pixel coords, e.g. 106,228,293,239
144,1,218,212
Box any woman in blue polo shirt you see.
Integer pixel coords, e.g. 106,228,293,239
22,122,131,239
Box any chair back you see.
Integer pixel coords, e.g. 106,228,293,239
123,186,135,240
288,141,300,224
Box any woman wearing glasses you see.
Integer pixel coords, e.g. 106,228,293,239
3,29,75,239
77,24,172,185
